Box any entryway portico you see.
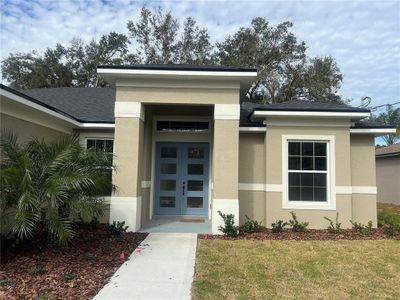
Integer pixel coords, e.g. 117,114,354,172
97,64,257,233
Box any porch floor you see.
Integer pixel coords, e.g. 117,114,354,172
140,216,212,234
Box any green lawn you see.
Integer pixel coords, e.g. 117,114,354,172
192,239,400,300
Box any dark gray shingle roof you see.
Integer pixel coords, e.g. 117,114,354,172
352,121,395,129
4,85,387,129
241,100,371,126
250,100,370,113
21,87,115,123
240,101,266,127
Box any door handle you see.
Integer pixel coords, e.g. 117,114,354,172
182,181,186,196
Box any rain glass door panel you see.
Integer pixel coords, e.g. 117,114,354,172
182,144,209,215
154,143,181,215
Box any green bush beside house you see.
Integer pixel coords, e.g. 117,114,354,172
0,132,115,246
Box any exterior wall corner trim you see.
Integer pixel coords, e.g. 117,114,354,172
214,104,240,120
115,101,144,121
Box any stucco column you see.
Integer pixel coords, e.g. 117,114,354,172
212,104,240,233
109,102,145,232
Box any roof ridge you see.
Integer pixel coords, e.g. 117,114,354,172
21,86,115,92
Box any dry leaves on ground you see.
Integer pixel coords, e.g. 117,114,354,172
1,225,148,300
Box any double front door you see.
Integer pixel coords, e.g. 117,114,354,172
154,142,209,216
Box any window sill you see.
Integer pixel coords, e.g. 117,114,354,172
283,201,336,211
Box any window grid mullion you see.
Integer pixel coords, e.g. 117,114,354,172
288,140,328,203
288,170,327,174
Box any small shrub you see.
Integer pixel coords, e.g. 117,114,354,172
350,220,373,235
378,209,400,236
378,212,400,228
239,215,262,234
382,224,399,236
324,213,343,234
218,211,239,237
107,221,129,236
84,253,97,261
288,212,309,232
271,220,288,233
0,278,12,287
28,266,46,275
62,272,75,281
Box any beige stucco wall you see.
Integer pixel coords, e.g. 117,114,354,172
213,120,239,200
351,194,377,225
116,86,239,105
239,133,265,183
115,78,241,106
239,191,266,225
112,117,143,197
350,135,378,226
238,133,266,225
0,113,70,142
265,193,353,228
264,125,353,228
350,135,376,186
376,155,400,205
237,122,378,229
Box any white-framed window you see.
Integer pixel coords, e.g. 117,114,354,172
282,135,336,210
86,138,114,153
156,120,209,132
85,138,114,196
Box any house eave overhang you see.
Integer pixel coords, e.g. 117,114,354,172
350,128,397,136
0,86,115,130
239,126,266,133
237,125,396,135
376,152,400,158
80,123,115,129
97,67,258,84
251,110,371,120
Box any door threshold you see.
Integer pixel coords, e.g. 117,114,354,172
180,218,205,223
152,214,208,219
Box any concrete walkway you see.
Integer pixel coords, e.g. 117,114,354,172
94,233,198,300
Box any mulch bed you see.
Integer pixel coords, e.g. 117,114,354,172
0,224,148,300
199,228,400,241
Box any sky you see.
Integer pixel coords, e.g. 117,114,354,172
1,0,399,112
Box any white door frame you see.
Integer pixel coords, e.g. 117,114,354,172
149,115,213,220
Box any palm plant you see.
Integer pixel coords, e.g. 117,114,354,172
371,106,400,146
0,132,115,245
